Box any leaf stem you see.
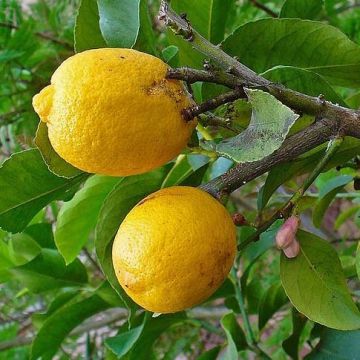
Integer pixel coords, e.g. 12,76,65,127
238,136,344,251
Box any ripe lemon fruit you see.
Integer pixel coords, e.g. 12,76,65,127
32,48,197,176
112,186,237,313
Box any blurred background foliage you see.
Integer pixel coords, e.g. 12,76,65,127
0,0,360,359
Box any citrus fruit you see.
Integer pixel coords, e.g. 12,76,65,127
32,48,197,176
112,186,237,313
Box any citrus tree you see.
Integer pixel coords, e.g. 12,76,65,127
1,0,360,359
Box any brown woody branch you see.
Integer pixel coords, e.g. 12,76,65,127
160,1,360,198
250,0,278,18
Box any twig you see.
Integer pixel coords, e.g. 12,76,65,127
0,22,73,49
237,136,344,251
82,248,104,275
250,0,278,18
182,88,245,120
199,113,238,133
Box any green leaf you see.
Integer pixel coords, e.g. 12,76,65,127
24,223,56,249
263,66,345,105
172,0,232,44
95,169,168,312
97,0,140,48
313,175,353,228
282,309,308,360
30,283,112,360
0,149,87,233
280,230,360,330
35,122,82,178
74,0,106,52
280,0,324,20
8,233,41,265
161,155,209,188
258,283,288,330
133,0,158,56
11,249,88,293
106,312,187,359
258,138,360,210
105,323,145,357
220,312,247,359
305,328,360,359
204,89,299,163
55,175,120,264
197,347,221,360
356,243,360,281
222,18,360,87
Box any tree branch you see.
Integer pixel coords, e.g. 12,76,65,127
160,2,360,198
249,0,278,17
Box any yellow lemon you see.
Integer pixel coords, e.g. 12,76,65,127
112,186,237,313
32,48,196,176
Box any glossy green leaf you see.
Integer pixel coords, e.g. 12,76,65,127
220,312,247,359
161,155,209,188
197,347,221,360
35,122,82,178
282,309,308,360
98,0,140,48
106,312,186,359
24,223,56,249
222,18,360,87
133,0,158,55
204,89,299,163
0,149,87,233
8,233,41,265
74,0,106,52
258,283,288,330
280,0,324,19
356,243,360,281
263,66,345,105
55,175,120,264
95,169,168,312
259,138,360,210
305,328,360,359
11,249,88,293
30,283,112,360
172,0,232,44
280,231,360,330
313,175,353,228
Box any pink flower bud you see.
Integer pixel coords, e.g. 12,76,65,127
275,216,300,249
283,238,300,258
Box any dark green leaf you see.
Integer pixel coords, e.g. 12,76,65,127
280,0,324,20
313,175,353,228
35,122,82,178
74,0,106,52
258,283,288,330
356,243,360,281
24,223,56,249
0,149,87,233
55,175,120,264
197,346,221,360
280,230,360,330
106,312,187,359
11,248,88,292
305,328,360,359
220,312,247,359
8,233,41,265
204,89,299,163
282,309,308,360
172,0,232,44
134,0,158,55
258,138,360,210
263,67,345,105
98,0,140,48
95,169,168,312
30,283,112,360
222,18,360,87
